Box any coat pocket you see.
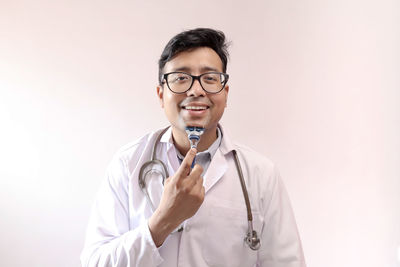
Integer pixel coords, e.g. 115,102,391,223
202,203,263,267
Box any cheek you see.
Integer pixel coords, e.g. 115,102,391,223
164,95,181,111
212,95,228,109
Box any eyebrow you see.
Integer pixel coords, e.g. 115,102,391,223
171,66,220,73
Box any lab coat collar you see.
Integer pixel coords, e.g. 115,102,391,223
160,126,173,144
158,126,180,174
217,123,236,155
202,124,237,193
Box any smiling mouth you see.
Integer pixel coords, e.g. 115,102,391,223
182,106,209,110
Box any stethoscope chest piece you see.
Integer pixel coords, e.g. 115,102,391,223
245,229,261,250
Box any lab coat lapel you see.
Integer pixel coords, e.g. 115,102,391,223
204,148,228,193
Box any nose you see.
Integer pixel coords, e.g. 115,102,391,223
187,78,206,97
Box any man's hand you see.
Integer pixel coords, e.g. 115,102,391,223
148,148,205,247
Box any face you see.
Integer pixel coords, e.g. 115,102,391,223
157,47,229,134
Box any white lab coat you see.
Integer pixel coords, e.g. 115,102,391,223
81,125,306,267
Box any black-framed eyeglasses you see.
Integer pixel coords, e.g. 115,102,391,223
161,72,229,94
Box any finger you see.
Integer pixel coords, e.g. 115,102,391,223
164,176,171,185
195,176,204,189
200,185,205,197
188,164,203,180
176,148,197,177
182,170,203,192
194,180,205,199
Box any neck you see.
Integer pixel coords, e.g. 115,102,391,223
172,125,218,156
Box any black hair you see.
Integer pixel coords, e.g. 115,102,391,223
158,28,230,84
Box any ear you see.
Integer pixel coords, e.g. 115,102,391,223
156,85,164,108
224,84,229,107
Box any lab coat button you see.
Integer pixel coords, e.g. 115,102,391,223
185,225,191,232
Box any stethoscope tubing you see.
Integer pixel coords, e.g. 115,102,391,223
138,127,260,250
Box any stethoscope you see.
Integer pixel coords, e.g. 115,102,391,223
138,127,261,250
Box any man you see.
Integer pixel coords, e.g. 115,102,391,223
81,28,306,267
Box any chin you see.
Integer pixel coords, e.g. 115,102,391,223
182,120,208,129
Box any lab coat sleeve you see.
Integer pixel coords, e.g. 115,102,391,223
80,154,164,267
258,166,306,267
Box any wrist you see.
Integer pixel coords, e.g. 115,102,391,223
148,210,177,247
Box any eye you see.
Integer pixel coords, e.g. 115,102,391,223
177,76,188,81
202,73,219,83
169,73,190,83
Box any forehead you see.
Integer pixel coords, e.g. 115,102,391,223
164,47,223,74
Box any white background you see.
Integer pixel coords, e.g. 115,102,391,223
1,0,399,266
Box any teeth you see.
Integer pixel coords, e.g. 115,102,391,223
185,106,207,110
